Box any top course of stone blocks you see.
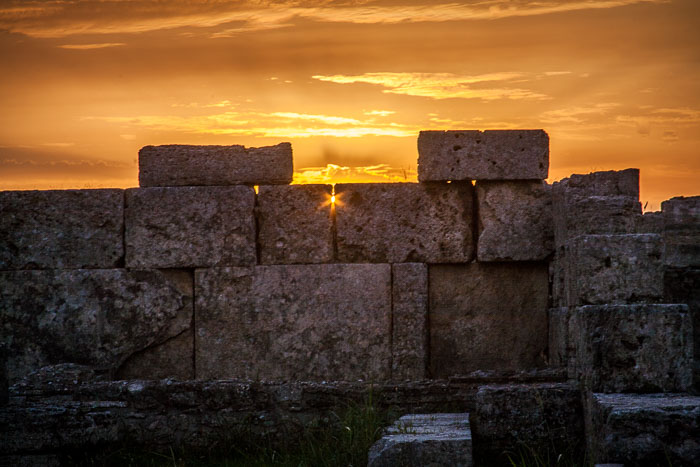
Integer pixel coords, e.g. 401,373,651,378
417,130,549,181
139,142,293,187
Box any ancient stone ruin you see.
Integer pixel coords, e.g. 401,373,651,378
1,130,698,465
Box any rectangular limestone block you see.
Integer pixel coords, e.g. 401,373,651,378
125,186,256,268
548,308,570,368
662,196,700,268
429,263,548,378
258,184,333,264
552,168,639,199
553,195,641,248
0,189,124,270
417,130,549,181
567,234,663,306
588,393,700,466
195,264,392,381
476,180,553,261
0,269,193,385
391,263,428,380
569,304,692,392
335,183,473,263
138,143,293,187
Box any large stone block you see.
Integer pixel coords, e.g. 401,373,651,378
476,180,553,261
195,264,392,381
125,186,256,268
552,168,639,199
115,328,194,380
548,308,570,368
664,267,700,391
258,184,333,264
550,246,567,308
0,269,193,384
472,383,583,464
553,195,641,248
662,196,700,268
335,183,473,263
368,413,473,467
429,263,548,377
569,304,692,392
138,143,293,187
588,393,700,467
391,263,428,380
567,234,663,305
418,130,549,181
0,189,124,270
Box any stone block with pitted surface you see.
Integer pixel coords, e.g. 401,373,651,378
0,269,193,385
0,189,124,270
476,180,553,261
417,130,549,181
195,264,392,381
391,263,428,380
138,143,293,187
569,304,692,392
429,262,548,377
335,182,473,263
566,234,663,306
662,195,700,268
258,184,333,264
125,186,256,268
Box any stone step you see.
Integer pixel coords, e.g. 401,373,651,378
588,393,700,467
368,413,473,467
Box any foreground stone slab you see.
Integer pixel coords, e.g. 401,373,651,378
335,183,473,263
662,196,700,268
368,413,473,467
418,130,549,181
125,186,256,268
472,383,583,464
391,263,428,380
588,393,700,467
567,234,663,305
569,304,692,392
195,264,391,381
0,269,193,384
258,184,333,264
429,263,548,377
476,180,553,261
0,189,123,270
138,143,293,186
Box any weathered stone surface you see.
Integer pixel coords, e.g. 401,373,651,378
258,184,333,264
368,413,473,467
635,210,664,233
552,168,639,199
472,383,583,465
391,263,428,380
0,269,193,384
429,263,548,377
0,189,124,270
553,195,641,248
567,234,663,305
125,186,255,268
588,393,700,467
195,264,392,381
418,130,549,181
476,180,553,261
664,268,700,391
548,308,570,368
662,196,700,268
138,143,293,187
569,304,692,392
115,328,194,381
550,246,568,308
335,183,473,263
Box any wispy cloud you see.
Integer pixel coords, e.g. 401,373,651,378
83,109,418,138
58,42,126,50
293,163,416,185
0,1,669,38
313,72,553,100
539,103,621,124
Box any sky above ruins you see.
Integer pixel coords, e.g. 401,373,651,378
1,0,698,210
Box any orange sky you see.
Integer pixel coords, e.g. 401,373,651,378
1,0,698,210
